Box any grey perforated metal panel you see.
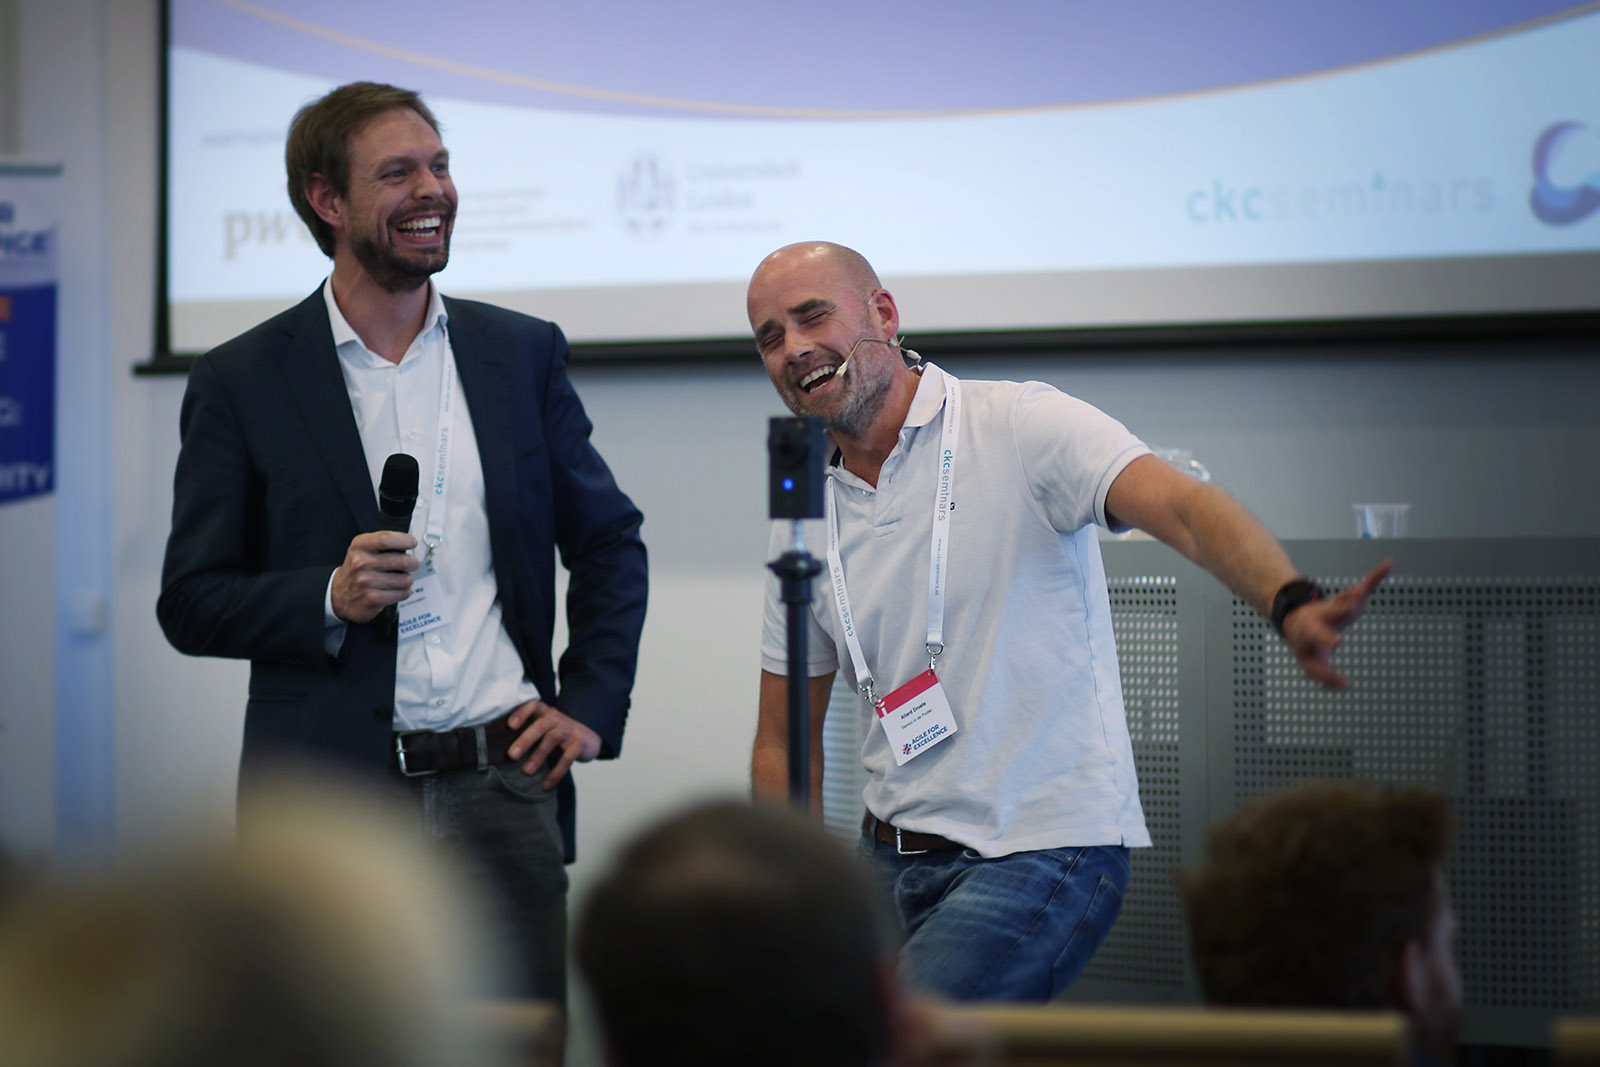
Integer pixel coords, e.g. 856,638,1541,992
1075,539,1600,1049
1227,574,1600,1025
1080,575,1190,990
1231,579,1469,795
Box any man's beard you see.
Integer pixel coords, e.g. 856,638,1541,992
780,346,893,439
351,231,448,294
824,367,891,438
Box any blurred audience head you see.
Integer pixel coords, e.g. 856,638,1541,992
576,798,905,1067
0,773,504,1067
1180,779,1460,1062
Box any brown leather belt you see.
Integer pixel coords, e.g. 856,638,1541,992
862,813,963,855
392,715,520,777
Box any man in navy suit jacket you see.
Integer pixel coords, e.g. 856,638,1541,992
157,82,647,1002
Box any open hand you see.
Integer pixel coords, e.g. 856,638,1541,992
1281,559,1393,689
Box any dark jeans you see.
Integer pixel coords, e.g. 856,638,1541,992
386,762,568,1001
863,835,1129,1002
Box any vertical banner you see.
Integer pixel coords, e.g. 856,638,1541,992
0,163,59,505
0,161,62,862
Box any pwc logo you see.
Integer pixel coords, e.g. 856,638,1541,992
1530,122,1600,225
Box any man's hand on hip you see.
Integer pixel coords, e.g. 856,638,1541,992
331,531,418,623
507,698,602,790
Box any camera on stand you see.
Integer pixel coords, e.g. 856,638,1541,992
767,416,826,808
768,416,825,520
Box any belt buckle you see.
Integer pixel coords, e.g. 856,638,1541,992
895,826,928,856
394,731,437,777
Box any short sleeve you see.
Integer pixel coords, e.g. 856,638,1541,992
1012,382,1150,533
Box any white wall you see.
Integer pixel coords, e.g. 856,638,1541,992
9,0,1600,940
9,0,117,861
0,450,53,859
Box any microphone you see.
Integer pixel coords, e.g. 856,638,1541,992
840,336,921,379
374,453,419,643
378,453,419,531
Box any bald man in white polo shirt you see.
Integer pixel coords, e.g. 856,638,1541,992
747,241,1389,1002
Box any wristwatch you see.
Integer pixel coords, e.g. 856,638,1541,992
1270,578,1323,635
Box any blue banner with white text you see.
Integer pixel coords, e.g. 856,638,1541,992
0,166,58,505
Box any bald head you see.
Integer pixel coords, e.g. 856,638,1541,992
745,240,909,440
748,242,880,319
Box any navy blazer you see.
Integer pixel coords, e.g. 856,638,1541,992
157,288,647,860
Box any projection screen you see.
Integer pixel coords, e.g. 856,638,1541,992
165,0,1600,355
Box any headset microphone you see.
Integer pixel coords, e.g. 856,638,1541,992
839,336,921,379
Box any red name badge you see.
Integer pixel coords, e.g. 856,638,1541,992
877,669,959,766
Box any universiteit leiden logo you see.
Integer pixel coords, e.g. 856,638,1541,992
1530,121,1600,225
616,155,675,236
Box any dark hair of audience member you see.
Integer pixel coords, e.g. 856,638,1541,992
576,799,897,1067
1179,779,1455,1008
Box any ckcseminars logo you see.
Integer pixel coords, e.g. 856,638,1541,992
935,448,953,519
1186,172,1494,224
1530,121,1600,225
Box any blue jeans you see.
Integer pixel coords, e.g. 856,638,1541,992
863,835,1129,1002
385,763,569,1001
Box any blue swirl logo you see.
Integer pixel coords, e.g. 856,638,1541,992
1530,122,1600,225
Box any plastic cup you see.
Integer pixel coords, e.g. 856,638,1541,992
1150,447,1212,483
1353,503,1409,538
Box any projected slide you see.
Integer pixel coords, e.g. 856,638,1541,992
167,0,1600,351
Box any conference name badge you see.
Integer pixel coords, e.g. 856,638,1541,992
397,554,450,639
876,670,958,766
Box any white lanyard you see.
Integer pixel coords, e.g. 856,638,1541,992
825,373,961,707
394,341,460,657
421,344,457,565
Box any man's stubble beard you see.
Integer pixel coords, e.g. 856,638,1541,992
776,352,891,439
351,231,449,294
824,359,893,439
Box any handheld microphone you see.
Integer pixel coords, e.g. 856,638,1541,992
373,453,419,643
378,453,419,531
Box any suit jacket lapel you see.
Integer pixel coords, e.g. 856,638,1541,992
445,300,519,606
273,289,382,532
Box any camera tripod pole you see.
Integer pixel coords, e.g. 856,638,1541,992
769,520,824,809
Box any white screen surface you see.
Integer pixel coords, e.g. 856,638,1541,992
167,1,1600,353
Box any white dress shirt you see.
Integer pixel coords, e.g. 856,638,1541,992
322,278,540,731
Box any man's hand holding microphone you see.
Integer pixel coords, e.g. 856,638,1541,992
332,453,421,626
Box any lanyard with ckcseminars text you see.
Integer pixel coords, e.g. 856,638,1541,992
825,371,961,765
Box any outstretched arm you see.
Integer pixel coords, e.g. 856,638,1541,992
1105,454,1390,689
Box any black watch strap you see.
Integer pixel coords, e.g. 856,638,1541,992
1271,578,1323,635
